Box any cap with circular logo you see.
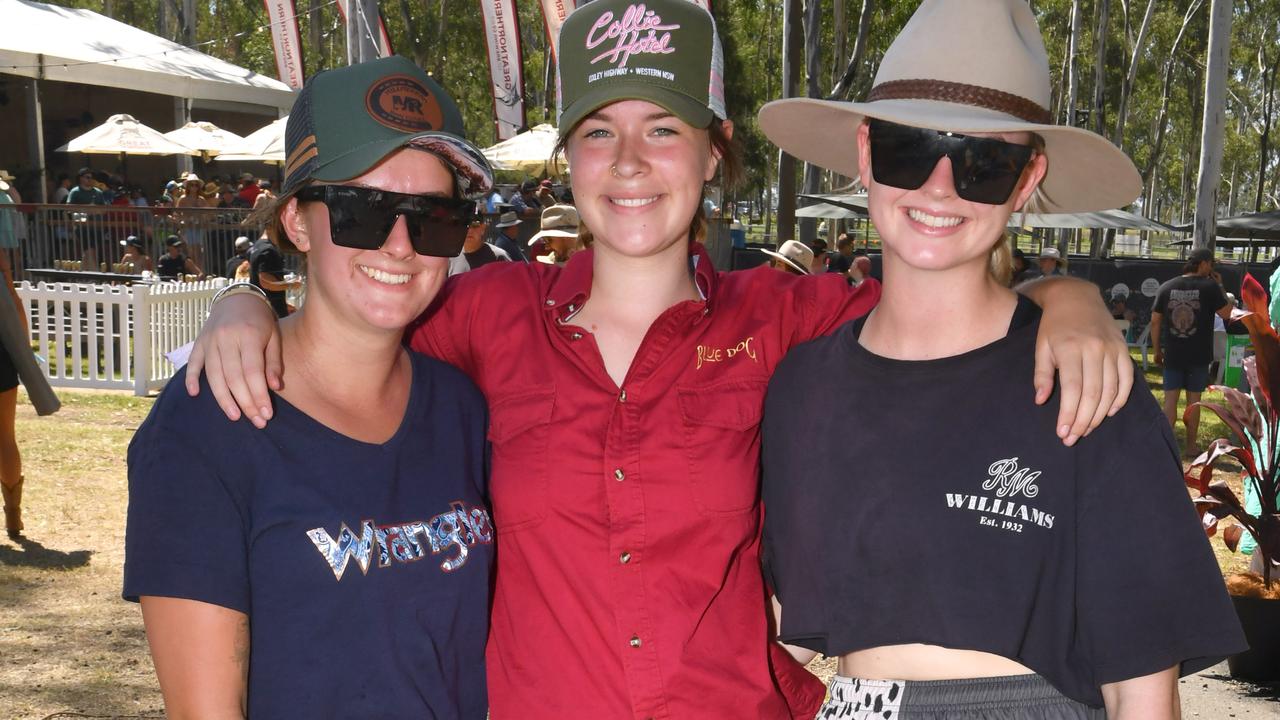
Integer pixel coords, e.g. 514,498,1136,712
282,56,493,198
556,0,726,138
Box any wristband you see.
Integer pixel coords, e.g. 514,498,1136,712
211,281,273,311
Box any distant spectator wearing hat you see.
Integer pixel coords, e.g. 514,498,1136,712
225,235,253,279
0,173,25,269
1150,248,1236,455
174,175,211,268
235,172,262,208
529,205,580,266
156,235,203,280
492,210,528,263
1010,248,1037,285
119,236,154,274
510,178,543,219
66,167,105,206
535,179,557,208
760,240,813,276
1037,246,1066,277
449,212,511,276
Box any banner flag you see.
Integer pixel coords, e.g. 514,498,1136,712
479,0,526,140
263,0,306,89
538,0,577,63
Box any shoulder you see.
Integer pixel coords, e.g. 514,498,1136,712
130,367,255,462
410,352,483,404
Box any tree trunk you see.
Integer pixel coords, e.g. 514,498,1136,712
799,0,823,245
309,0,324,72
1193,0,1233,251
396,0,424,68
1066,0,1082,127
776,0,804,244
1112,0,1156,148
1255,49,1279,212
827,0,872,101
434,0,448,79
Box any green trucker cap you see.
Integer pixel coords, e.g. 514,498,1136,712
282,56,493,197
556,0,726,138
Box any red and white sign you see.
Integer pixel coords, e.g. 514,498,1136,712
539,0,577,62
263,0,306,89
479,0,526,140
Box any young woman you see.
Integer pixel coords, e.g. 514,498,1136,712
758,1,1246,717
123,57,495,719
185,2,1136,716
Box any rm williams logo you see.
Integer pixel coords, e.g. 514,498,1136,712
944,458,1055,534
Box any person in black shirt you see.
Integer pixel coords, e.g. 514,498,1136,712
248,233,297,318
224,236,251,279
759,0,1245,716
1151,248,1234,454
827,233,855,276
156,235,202,280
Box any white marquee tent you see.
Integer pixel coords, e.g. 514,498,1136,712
0,0,295,110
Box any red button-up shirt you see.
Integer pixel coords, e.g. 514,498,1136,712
410,245,880,719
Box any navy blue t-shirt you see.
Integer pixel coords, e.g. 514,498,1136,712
762,297,1245,707
124,353,492,719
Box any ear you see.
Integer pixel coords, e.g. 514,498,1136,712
1011,152,1048,212
280,196,312,253
705,119,733,182
856,121,873,189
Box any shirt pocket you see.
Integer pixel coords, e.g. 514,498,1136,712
677,378,768,516
486,389,555,533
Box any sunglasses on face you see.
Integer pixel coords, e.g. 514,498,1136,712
868,119,1036,205
294,185,475,258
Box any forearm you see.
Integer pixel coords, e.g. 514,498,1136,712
1149,314,1162,355
1101,666,1179,719
771,596,819,665
1015,275,1096,308
258,272,295,292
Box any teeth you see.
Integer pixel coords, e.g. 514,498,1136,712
908,208,964,228
360,265,412,285
612,196,658,207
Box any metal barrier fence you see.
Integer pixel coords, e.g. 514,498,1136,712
4,204,261,279
18,278,227,395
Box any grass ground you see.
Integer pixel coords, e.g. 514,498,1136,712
0,356,1263,716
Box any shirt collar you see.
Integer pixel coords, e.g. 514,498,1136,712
543,244,719,319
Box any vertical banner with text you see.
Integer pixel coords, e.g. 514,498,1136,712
479,0,526,140
538,0,577,63
263,0,306,89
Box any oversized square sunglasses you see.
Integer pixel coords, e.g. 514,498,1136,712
868,119,1037,205
294,185,477,257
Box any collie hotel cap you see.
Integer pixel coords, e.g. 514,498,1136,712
282,56,493,197
556,0,726,137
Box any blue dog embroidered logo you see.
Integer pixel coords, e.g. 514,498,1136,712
307,501,493,580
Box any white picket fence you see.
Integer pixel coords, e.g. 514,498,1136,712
18,279,228,396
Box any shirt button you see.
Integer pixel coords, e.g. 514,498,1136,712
629,635,642,648
570,332,583,340
620,551,632,564
545,299,555,306
619,388,627,403
567,303,576,313
614,468,625,481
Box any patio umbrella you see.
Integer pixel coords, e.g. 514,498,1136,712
482,124,565,177
163,121,245,161
216,116,288,163
57,113,197,157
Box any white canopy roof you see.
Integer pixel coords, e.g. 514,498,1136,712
0,0,295,111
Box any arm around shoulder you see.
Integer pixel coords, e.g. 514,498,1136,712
184,291,284,426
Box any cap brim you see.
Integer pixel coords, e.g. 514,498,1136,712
313,132,495,197
529,229,577,245
758,98,1142,214
495,220,520,228
559,84,715,138
758,249,810,275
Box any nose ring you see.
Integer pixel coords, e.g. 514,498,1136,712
610,164,620,178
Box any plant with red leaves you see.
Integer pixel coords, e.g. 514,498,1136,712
1186,273,1280,591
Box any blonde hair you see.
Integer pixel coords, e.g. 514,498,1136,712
991,133,1050,285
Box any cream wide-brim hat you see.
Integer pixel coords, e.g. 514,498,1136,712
759,240,814,275
759,0,1141,214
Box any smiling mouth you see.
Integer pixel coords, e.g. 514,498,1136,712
907,208,965,228
610,196,659,208
360,265,412,285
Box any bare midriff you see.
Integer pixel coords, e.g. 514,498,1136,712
838,644,1035,681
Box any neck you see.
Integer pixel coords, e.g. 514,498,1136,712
586,241,699,320
862,255,1017,360
278,298,405,405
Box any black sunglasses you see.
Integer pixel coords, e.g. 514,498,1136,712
294,185,475,258
868,119,1036,205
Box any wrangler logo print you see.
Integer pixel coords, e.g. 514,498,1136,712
306,501,493,580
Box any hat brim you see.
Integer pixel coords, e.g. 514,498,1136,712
558,83,715,138
758,98,1142,214
312,132,495,197
529,228,577,245
758,248,810,275
495,219,521,229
